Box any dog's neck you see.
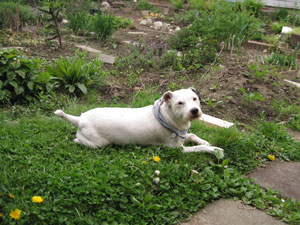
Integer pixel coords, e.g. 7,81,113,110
153,100,190,140
160,103,190,131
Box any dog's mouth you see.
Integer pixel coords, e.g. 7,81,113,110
190,113,202,120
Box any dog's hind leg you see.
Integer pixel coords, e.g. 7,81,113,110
54,110,80,126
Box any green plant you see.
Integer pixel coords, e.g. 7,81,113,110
289,112,300,131
272,8,289,21
67,12,92,35
0,1,35,31
190,0,262,48
38,2,63,47
174,10,199,26
188,0,217,11
0,49,52,104
136,0,157,11
262,34,280,46
239,88,265,105
270,21,286,34
168,28,199,50
90,14,116,41
45,55,88,95
240,0,263,17
265,50,298,70
171,0,183,12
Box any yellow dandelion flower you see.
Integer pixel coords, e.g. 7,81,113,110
268,154,275,161
0,213,3,218
153,156,161,162
32,196,43,203
8,193,14,199
10,209,21,220
175,159,178,163
280,148,284,151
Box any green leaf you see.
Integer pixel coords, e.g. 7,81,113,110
144,192,153,203
16,69,26,79
0,80,3,89
9,81,18,89
68,85,75,93
7,71,16,81
15,86,24,95
27,81,34,91
76,83,87,95
147,204,162,210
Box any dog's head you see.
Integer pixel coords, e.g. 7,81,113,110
161,87,203,123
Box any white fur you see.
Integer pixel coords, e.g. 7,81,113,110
54,88,223,155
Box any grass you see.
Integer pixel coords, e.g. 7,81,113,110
1,96,300,224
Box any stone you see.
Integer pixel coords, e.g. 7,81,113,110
199,114,234,129
146,18,153,26
101,1,111,11
181,199,285,225
281,26,293,34
153,21,163,30
249,160,300,200
175,26,181,32
140,19,147,26
75,45,115,64
128,32,146,35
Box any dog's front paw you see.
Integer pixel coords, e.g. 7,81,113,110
213,147,224,160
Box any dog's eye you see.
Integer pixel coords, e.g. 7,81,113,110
178,101,184,105
193,97,197,101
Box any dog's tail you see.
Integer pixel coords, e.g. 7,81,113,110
54,109,80,126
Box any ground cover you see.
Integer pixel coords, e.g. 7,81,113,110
1,0,300,224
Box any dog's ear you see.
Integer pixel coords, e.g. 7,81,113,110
188,87,201,100
161,91,173,104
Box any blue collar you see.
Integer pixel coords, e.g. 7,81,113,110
152,99,188,140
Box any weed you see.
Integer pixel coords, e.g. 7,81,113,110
239,87,265,105
90,14,116,41
67,12,92,35
188,0,217,11
174,10,199,26
171,0,184,12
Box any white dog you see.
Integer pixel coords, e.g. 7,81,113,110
54,87,224,158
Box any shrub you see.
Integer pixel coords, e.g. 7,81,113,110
272,8,289,21
0,49,52,104
0,2,35,31
171,0,184,12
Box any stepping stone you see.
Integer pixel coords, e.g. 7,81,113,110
284,79,300,88
76,44,115,64
249,160,300,200
127,31,146,35
199,114,234,128
181,199,285,225
76,44,101,54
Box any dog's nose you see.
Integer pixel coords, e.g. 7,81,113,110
191,108,199,116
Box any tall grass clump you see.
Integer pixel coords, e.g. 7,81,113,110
0,1,35,30
67,12,92,35
189,0,262,47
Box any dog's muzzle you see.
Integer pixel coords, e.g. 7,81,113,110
190,108,202,119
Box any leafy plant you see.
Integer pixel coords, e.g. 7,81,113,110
136,0,160,12
265,50,298,70
68,12,92,35
0,1,35,31
168,27,199,50
0,49,52,104
174,10,199,26
240,0,263,17
38,2,63,47
90,14,117,41
190,0,262,48
45,55,88,95
171,0,184,12
188,0,217,11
